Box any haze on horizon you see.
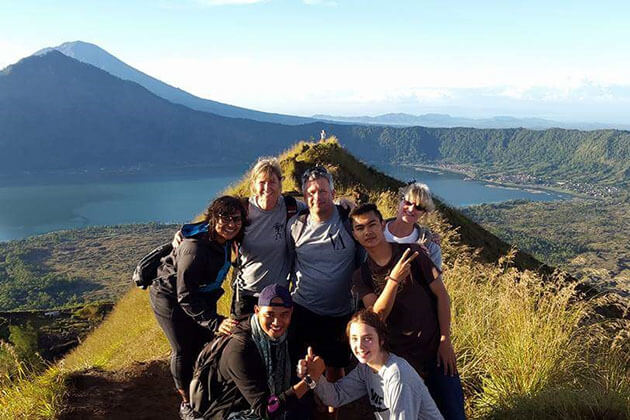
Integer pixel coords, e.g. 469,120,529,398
1,0,629,124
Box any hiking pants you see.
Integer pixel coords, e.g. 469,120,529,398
149,288,214,392
424,364,466,420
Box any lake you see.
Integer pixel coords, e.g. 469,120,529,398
0,164,570,241
375,164,571,207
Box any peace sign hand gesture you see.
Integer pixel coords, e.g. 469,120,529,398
388,248,419,284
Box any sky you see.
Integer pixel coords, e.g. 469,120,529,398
1,0,630,123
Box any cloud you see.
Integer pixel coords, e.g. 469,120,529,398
134,53,630,122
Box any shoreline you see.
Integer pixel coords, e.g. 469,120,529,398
405,163,586,198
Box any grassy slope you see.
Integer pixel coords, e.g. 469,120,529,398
463,196,630,296
1,139,628,419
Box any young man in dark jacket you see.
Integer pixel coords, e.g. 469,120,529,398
198,284,318,419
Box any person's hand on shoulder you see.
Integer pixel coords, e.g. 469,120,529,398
217,318,239,336
336,197,356,211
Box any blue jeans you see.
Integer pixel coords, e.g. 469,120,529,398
424,364,466,420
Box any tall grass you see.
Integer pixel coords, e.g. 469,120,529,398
0,366,65,420
446,247,629,418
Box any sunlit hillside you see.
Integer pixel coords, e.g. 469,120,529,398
2,139,628,419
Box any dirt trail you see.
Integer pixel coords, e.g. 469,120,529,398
60,359,179,420
60,358,372,419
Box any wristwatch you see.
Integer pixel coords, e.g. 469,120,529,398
304,374,317,390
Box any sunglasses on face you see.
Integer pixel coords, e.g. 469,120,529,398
218,214,243,224
402,200,427,212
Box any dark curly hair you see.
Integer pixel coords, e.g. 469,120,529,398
346,309,390,352
202,195,248,243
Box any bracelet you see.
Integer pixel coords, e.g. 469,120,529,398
386,275,399,284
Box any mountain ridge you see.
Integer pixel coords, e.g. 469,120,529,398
35,41,315,126
313,112,630,130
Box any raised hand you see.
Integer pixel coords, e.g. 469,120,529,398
418,231,428,246
303,346,326,380
418,231,441,247
388,248,419,283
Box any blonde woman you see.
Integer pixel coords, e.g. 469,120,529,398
384,183,442,269
230,157,307,316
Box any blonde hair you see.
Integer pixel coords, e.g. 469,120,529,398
400,183,435,212
249,157,283,195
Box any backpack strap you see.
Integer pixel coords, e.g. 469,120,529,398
290,208,310,244
283,194,298,220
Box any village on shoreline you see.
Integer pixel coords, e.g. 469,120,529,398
408,162,622,199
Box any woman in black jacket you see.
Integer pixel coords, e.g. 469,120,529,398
149,195,247,416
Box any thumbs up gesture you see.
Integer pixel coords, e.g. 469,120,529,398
296,346,326,380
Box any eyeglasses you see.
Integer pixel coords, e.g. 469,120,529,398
402,200,427,212
218,214,243,224
301,166,330,182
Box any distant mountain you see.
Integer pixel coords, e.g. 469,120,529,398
313,112,630,131
1,51,628,188
0,51,317,174
35,41,315,126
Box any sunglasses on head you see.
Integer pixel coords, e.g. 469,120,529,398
402,200,427,212
218,214,243,224
301,166,329,181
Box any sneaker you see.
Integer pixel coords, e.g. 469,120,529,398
179,402,202,420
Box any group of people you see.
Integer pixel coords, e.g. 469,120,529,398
149,157,466,419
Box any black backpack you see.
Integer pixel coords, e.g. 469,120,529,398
188,332,234,417
131,242,173,289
